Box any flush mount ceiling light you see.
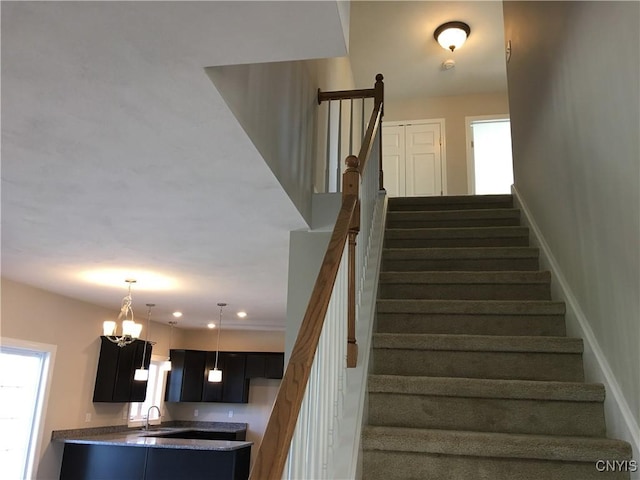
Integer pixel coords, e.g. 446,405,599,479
434,21,471,52
103,279,143,347
134,303,155,381
208,303,226,383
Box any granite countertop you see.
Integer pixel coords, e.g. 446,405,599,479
52,422,251,451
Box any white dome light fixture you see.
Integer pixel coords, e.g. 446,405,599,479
434,21,471,52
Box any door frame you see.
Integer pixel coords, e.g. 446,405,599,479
465,114,510,194
383,118,447,195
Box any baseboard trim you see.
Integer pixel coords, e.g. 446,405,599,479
512,186,640,469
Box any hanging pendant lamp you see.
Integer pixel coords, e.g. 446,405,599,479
208,303,226,383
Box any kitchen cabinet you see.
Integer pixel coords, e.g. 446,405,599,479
203,352,249,403
93,337,152,403
166,350,281,403
245,352,284,379
59,442,250,480
165,350,206,402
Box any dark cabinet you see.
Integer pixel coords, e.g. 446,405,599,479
219,353,249,403
165,350,207,402
202,352,249,403
60,442,250,480
245,353,284,379
166,350,280,403
93,337,152,403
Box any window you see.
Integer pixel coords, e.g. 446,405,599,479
128,357,168,427
0,340,55,480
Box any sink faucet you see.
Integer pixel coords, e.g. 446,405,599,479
145,405,162,431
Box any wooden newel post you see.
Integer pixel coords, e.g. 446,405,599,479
343,155,360,368
374,73,385,191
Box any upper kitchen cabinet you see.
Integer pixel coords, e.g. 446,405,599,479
245,352,284,379
202,352,249,403
93,337,152,402
166,350,282,404
165,350,207,402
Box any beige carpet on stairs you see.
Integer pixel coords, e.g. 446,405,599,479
362,194,632,480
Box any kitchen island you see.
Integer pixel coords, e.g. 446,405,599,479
54,423,251,480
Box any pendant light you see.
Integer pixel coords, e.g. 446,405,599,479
103,279,143,347
134,303,154,381
208,303,226,383
162,321,177,371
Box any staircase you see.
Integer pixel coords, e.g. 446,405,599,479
362,195,633,480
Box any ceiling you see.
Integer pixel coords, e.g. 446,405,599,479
1,1,507,332
350,1,507,99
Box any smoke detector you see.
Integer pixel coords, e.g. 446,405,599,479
441,59,456,70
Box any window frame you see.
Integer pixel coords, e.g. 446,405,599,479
0,337,56,480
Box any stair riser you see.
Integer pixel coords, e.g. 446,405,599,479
388,201,513,212
372,349,584,382
362,451,630,480
388,201,514,211
368,393,605,437
375,314,566,336
384,236,529,248
382,258,539,271
388,218,521,229
379,283,550,301
388,195,514,211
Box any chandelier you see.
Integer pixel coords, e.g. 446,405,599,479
102,279,143,347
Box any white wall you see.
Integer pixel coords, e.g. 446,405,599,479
206,60,320,224
385,92,509,195
504,0,639,454
206,56,356,223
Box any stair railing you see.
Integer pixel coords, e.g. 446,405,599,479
249,74,384,480
317,74,385,193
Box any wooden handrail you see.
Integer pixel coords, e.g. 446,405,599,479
249,74,384,480
318,73,384,106
249,194,358,480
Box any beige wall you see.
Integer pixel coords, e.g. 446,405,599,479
178,327,284,352
503,0,639,458
0,278,283,479
384,92,510,194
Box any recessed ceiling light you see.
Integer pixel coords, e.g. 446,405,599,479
172,312,183,318
207,323,216,329
237,311,247,318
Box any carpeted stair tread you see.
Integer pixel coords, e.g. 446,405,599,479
385,225,530,248
385,225,529,239
376,299,565,315
362,426,632,462
388,194,514,211
368,375,605,402
373,333,583,353
389,208,520,220
380,270,550,284
383,246,539,260
379,271,552,300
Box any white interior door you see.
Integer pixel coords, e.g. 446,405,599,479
383,121,444,197
382,125,406,197
405,123,442,196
